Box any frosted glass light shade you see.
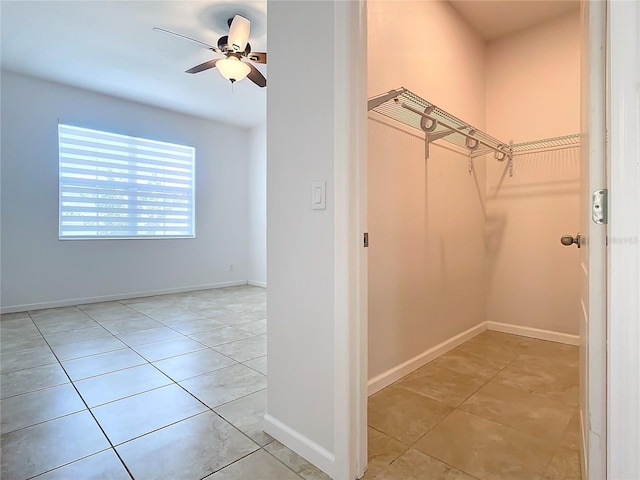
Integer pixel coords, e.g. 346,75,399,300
216,57,251,83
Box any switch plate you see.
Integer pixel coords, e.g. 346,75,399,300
312,181,326,210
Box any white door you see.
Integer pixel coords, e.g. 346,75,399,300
578,1,607,478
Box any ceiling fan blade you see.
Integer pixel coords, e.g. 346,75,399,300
247,63,267,88
185,59,219,74
246,52,267,64
153,27,222,53
228,15,251,53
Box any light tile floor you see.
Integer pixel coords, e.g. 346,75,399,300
365,331,582,480
0,286,330,480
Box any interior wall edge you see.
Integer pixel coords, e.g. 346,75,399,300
247,122,267,287
247,281,267,288
262,413,336,478
0,281,249,314
367,322,486,397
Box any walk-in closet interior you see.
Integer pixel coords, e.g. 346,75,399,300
365,1,582,479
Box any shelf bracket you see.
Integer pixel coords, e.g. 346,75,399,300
398,103,456,160
423,128,455,160
367,88,407,111
419,106,447,160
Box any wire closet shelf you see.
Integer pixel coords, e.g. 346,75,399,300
510,133,581,156
367,87,581,174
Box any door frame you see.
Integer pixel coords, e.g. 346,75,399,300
333,1,368,479
339,0,640,478
606,1,640,478
580,0,607,477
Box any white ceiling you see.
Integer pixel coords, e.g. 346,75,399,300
0,1,267,128
449,0,580,41
1,1,578,129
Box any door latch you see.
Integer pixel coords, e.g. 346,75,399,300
363,232,369,248
592,189,608,225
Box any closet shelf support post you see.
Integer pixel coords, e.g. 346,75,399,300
508,140,514,177
423,128,456,160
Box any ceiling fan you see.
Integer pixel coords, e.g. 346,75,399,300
154,15,266,87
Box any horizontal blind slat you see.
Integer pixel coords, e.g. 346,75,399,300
60,166,192,184
61,200,192,210
59,153,193,173
61,183,191,202
60,180,192,196
60,206,192,216
59,125,194,155
59,143,194,165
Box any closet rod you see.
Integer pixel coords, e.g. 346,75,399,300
401,103,510,157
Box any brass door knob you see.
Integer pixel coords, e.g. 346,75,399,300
561,233,581,248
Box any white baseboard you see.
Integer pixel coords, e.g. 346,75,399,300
0,281,249,314
263,414,335,478
367,321,580,397
367,322,486,396
248,280,267,288
486,321,580,346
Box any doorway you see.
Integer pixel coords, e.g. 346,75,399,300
363,1,599,479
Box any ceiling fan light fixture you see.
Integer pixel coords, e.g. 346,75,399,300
216,56,251,83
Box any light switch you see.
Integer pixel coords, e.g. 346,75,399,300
312,181,326,210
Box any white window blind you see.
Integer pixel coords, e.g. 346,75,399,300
58,124,195,239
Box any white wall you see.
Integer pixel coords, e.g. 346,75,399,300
367,1,487,383
266,2,367,476
248,123,266,287
265,0,337,473
0,70,250,311
485,11,581,335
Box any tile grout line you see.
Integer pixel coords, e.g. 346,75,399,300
3,287,270,478
131,337,272,472
22,302,267,479
404,346,544,477
25,311,136,480
368,335,577,480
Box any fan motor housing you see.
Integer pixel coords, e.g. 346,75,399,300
217,35,251,55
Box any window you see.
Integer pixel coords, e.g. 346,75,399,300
58,124,195,239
